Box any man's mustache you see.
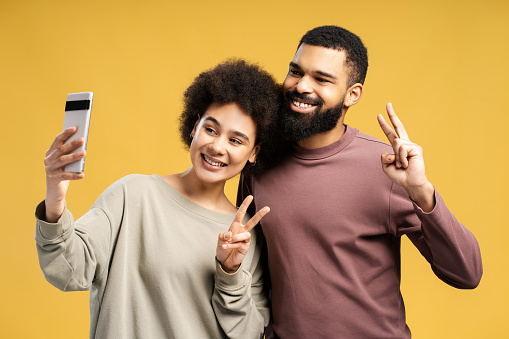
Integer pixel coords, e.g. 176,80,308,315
284,90,323,106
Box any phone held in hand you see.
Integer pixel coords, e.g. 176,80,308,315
62,92,93,173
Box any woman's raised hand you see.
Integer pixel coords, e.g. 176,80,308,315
44,126,87,222
216,195,270,273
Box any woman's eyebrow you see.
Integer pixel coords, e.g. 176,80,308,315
204,116,250,142
232,130,250,142
204,116,220,126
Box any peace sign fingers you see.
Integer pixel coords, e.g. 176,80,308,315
378,102,410,143
243,205,270,232
232,195,254,225
216,196,270,273
232,195,270,233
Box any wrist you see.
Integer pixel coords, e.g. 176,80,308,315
216,258,240,274
405,181,435,212
222,264,240,274
44,199,65,223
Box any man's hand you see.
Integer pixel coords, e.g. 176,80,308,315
216,196,270,273
377,103,435,212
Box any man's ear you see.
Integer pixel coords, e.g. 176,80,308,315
344,83,363,108
249,144,261,164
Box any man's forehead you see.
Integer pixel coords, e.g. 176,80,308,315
292,43,347,75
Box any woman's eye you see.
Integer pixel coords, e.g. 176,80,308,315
230,138,242,145
205,127,216,135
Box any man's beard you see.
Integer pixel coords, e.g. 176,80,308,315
281,90,344,142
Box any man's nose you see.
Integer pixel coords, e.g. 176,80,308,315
295,75,313,94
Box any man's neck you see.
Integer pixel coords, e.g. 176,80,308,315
296,119,346,149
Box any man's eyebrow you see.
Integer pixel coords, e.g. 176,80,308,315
289,62,337,80
204,116,250,142
316,70,337,79
289,62,301,69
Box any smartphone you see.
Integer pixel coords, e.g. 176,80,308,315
62,92,93,172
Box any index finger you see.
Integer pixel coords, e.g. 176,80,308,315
385,102,410,141
377,113,398,145
46,126,78,156
234,195,254,224
243,206,270,232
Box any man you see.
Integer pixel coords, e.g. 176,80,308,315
237,26,483,338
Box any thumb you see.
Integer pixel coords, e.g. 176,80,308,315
381,152,395,165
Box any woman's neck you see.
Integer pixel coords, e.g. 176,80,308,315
162,168,237,214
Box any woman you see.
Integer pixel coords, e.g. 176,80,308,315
35,59,280,338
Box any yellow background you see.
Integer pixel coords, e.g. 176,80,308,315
1,0,508,338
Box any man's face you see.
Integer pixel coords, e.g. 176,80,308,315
281,44,350,141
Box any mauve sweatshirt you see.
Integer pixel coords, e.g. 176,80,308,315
238,125,482,339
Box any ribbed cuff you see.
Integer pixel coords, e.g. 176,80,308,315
412,187,438,215
35,201,73,241
215,259,248,290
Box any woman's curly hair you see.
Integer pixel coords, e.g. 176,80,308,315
179,59,283,175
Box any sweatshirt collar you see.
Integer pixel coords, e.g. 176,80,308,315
291,124,358,160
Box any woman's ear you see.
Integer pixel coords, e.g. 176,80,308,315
190,115,201,139
249,144,261,164
344,83,363,108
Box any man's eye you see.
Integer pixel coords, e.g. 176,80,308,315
289,69,301,76
316,77,329,83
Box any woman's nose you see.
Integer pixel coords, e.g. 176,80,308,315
208,137,226,154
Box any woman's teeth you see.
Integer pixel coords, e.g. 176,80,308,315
203,154,226,167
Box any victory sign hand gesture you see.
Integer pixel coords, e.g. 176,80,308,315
216,196,270,274
377,103,435,212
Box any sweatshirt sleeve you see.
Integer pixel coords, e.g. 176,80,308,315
212,174,269,339
34,201,113,291
34,175,132,292
390,185,483,289
212,225,270,339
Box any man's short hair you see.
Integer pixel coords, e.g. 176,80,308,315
298,25,368,86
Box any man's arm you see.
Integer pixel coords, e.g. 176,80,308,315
380,103,482,288
411,191,482,288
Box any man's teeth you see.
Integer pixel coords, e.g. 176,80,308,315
204,155,225,167
293,100,314,108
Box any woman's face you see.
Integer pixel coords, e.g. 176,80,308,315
189,102,259,185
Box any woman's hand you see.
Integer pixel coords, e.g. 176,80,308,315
44,126,87,222
216,195,270,273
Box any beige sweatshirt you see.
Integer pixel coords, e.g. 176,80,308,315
35,174,269,339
